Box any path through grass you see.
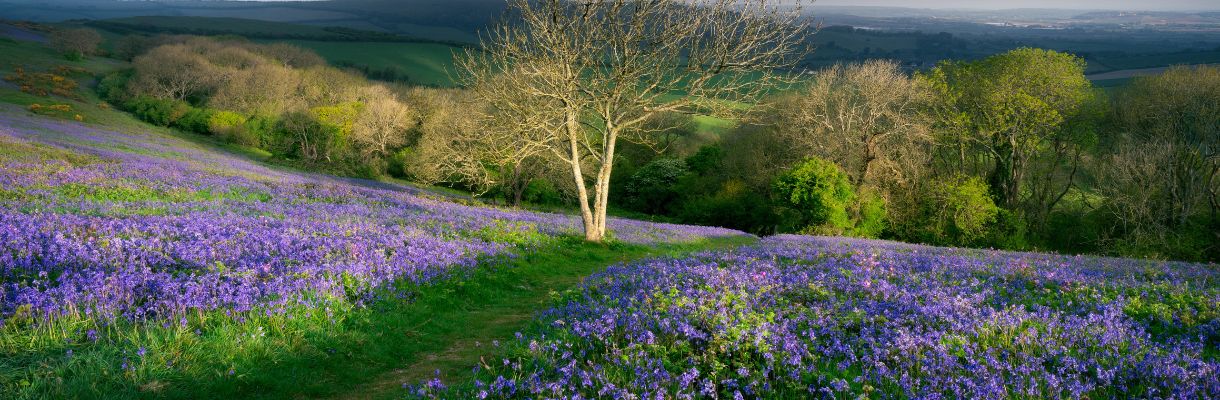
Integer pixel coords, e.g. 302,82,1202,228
332,235,756,400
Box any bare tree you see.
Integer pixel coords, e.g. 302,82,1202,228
770,60,934,192
406,84,553,200
49,28,102,58
209,64,304,116
458,0,811,241
1101,65,1220,255
130,45,221,102
352,85,417,162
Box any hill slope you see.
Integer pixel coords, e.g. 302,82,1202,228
0,99,747,398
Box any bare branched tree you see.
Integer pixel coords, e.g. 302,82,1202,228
352,85,417,162
49,28,102,58
770,60,934,192
458,0,811,241
130,44,222,102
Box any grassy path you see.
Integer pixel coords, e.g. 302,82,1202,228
329,235,756,400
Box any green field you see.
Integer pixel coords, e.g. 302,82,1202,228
275,40,462,87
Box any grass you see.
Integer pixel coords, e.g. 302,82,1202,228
0,235,755,400
90,16,409,43
276,40,463,87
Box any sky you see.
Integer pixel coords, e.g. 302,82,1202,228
813,1,1218,11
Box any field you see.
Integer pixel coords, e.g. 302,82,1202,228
0,103,748,398
414,235,1220,398
2,12,1219,400
276,40,462,87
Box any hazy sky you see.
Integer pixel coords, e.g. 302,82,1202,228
815,1,1218,11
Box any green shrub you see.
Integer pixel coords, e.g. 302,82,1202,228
684,145,724,175
913,175,1000,246
245,115,278,147
524,179,565,206
386,148,414,178
772,157,856,235
209,110,247,141
624,158,689,214
676,180,779,235
126,96,188,126
96,70,134,104
173,107,214,135
853,188,888,238
984,209,1028,250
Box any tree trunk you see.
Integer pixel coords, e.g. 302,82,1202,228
565,110,602,242
592,126,619,239
990,133,1020,209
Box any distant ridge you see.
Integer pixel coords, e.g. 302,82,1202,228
86,16,471,47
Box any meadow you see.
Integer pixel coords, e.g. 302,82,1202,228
412,235,1219,398
0,105,745,398
2,11,1219,399
278,40,462,88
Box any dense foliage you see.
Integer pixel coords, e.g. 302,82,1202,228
412,235,1219,398
609,54,1218,262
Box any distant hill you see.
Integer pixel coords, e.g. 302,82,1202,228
0,0,505,44
86,16,466,45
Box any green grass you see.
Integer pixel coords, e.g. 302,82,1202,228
0,39,121,74
0,38,152,129
278,40,463,87
691,114,737,135
91,16,406,42
0,235,754,400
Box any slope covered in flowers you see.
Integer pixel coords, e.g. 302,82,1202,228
0,106,743,328
421,235,1219,399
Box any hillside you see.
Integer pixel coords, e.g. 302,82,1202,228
0,91,749,398
1,8,1218,399
3,85,1213,398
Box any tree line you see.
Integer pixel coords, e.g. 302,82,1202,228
611,55,1218,261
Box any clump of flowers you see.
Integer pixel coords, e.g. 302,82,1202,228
416,235,1219,398
0,109,744,328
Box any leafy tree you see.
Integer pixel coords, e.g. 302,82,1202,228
923,48,1094,215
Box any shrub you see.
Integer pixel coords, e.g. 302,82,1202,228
4,66,83,100
853,188,888,238
173,107,214,135
772,157,856,235
624,158,689,214
27,103,76,120
97,70,134,104
684,145,724,175
915,175,1000,246
676,180,780,235
126,96,188,126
